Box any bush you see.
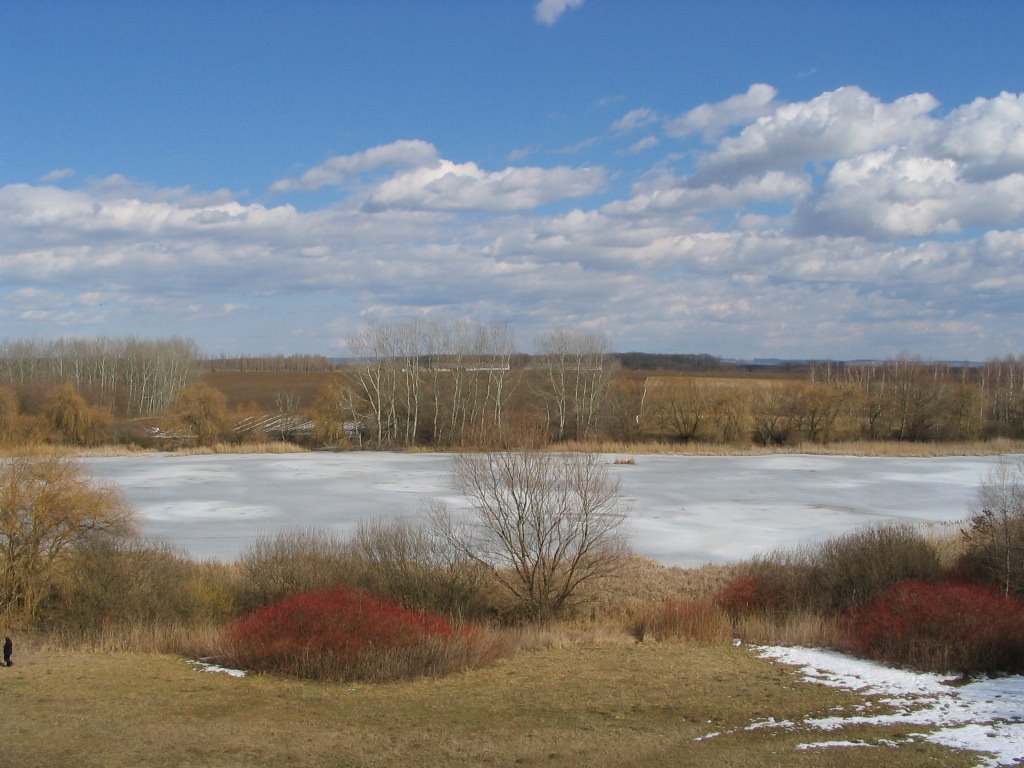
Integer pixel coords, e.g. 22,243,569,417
716,575,786,619
718,523,943,621
235,528,359,613
716,551,818,619
814,523,942,612
843,580,1024,674
351,519,491,619
48,539,237,633
222,586,503,681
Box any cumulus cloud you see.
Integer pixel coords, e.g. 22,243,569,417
698,86,939,179
535,0,584,26
604,171,809,216
6,88,1024,358
797,148,1024,238
666,83,778,141
271,141,604,212
935,91,1024,177
363,160,606,212
270,140,440,193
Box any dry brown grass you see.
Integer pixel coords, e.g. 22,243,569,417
631,599,733,644
732,611,845,648
171,440,310,455
554,437,1024,457
201,370,345,410
0,639,975,768
580,554,737,621
35,619,224,657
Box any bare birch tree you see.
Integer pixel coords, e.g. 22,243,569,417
965,457,1024,596
535,329,610,441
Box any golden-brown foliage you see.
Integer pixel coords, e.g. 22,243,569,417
171,383,229,445
41,383,112,446
0,454,136,625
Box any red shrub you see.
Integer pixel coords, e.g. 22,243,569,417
843,580,1024,674
715,576,783,617
222,586,470,680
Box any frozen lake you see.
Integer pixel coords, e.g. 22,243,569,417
84,452,1011,566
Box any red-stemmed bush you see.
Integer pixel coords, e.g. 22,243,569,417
843,580,1024,674
715,576,785,618
221,585,505,681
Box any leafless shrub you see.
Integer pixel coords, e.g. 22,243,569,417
235,528,358,612
431,451,627,620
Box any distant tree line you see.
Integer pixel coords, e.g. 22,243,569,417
0,337,196,417
616,352,722,373
1,330,1022,449
201,354,337,373
632,356,1024,445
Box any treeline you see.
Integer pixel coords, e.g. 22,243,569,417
635,357,1024,445
202,354,337,373
1,329,1023,449
0,337,196,417
319,347,1024,449
616,352,722,372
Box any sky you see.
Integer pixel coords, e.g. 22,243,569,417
2,1,1023,360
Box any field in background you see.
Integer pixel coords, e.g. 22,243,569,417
202,370,344,411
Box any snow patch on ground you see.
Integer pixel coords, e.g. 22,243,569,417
749,646,1024,767
187,659,246,678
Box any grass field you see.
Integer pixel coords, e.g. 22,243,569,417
0,639,975,768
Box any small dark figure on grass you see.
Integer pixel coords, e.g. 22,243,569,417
3,636,12,667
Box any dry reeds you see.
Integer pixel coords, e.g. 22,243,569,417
551,437,1024,458
631,599,732,644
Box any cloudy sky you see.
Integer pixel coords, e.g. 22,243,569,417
3,1,1023,359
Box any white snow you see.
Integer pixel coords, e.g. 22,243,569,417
84,451,1010,564
750,646,1024,767
187,659,246,678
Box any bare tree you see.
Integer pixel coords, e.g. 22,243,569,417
0,455,136,625
965,456,1024,596
0,336,197,417
535,330,610,441
430,451,627,619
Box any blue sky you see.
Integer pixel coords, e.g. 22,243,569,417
3,1,1023,358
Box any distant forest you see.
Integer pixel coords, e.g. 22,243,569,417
1,328,1021,450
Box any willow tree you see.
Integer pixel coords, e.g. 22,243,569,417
0,456,136,625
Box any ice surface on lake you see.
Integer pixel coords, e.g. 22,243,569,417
85,452,1011,565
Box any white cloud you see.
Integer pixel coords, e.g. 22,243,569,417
700,86,939,178
624,136,659,154
666,83,778,141
534,0,584,26
363,160,606,211
40,168,74,182
6,91,1024,359
270,140,440,193
612,107,659,134
798,147,1024,238
604,172,809,216
935,91,1024,176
